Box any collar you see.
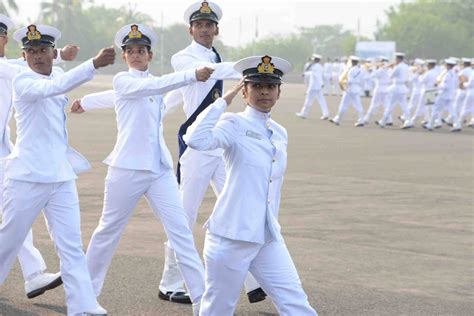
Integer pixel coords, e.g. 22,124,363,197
244,105,271,122
129,67,150,77
190,40,214,55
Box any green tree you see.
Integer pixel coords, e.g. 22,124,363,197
0,0,18,15
375,0,474,58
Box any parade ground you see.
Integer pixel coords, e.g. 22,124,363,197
1,76,472,315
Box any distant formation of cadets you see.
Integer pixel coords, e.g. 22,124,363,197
297,53,474,132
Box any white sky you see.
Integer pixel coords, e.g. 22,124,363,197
12,0,402,47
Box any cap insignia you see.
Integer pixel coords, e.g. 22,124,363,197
26,25,41,41
200,1,212,14
128,24,142,39
257,55,275,74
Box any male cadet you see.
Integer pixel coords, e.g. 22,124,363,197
0,24,115,315
331,57,343,96
402,59,438,129
323,57,332,95
444,57,471,129
423,59,457,131
160,0,267,305
406,58,425,120
363,56,391,124
454,59,474,130
0,14,80,300
296,54,329,119
329,56,365,126
376,52,410,128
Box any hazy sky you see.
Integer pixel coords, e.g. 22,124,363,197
12,0,402,47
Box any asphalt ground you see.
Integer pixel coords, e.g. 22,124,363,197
1,76,473,315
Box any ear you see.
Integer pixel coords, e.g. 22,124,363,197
22,50,26,61
148,51,153,62
121,51,126,62
277,86,281,100
188,25,193,36
53,48,58,59
215,25,219,36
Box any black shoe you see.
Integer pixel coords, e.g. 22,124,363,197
247,287,267,303
386,122,393,126
158,291,192,304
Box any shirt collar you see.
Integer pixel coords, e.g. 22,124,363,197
129,67,150,77
190,40,214,55
244,105,271,122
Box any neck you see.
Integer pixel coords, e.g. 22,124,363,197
249,104,270,113
0,46,5,57
196,40,213,49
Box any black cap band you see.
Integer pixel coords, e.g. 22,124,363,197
22,34,56,48
243,67,283,84
0,23,7,35
190,10,219,24
121,34,152,48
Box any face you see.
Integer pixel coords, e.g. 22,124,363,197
396,56,403,64
22,46,56,76
122,44,153,71
243,81,281,113
189,19,218,49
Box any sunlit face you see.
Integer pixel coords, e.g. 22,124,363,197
189,19,219,49
22,46,56,76
122,44,153,71
243,81,281,113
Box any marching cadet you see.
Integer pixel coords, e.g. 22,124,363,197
331,57,343,96
303,56,313,87
323,57,332,95
329,56,365,126
296,54,329,120
406,58,425,119
161,1,266,305
402,59,438,129
376,52,410,128
82,23,209,315
184,55,318,316
0,23,115,315
363,56,391,124
452,59,474,131
445,58,471,129
423,59,457,130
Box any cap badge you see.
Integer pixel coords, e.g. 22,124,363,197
200,1,212,14
128,24,142,39
26,25,41,41
257,55,275,74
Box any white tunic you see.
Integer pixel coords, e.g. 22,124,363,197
389,62,409,94
305,63,324,90
185,100,287,244
5,60,97,183
346,65,363,94
105,68,197,173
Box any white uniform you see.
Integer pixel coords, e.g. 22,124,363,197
364,66,391,123
332,65,364,124
408,71,423,114
159,40,263,295
331,62,343,96
298,62,329,118
379,62,410,126
448,67,471,124
185,100,317,316
426,68,457,129
454,68,474,129
0,60,102,315
323,61,332,95
85,68,206,304
406,67,438,126
0,58,50,283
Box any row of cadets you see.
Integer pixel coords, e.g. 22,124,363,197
71,0,268,306
0,22,116,315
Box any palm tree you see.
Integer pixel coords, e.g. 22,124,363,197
0,0,19,16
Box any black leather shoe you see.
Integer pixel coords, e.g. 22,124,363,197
247,287,267,303
158,291,192,304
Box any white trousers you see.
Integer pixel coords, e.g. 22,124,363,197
408,91,423,114
428,96,452,127
160,150,261,294
364,90,390,122
0,179,100,315
331,76,341,95
200,233,318,316
454,90,474,128
334,91,364,122
381,92,409,124
299,88,329,117
86,166,205,302
0,161,46,281
323,75,331,94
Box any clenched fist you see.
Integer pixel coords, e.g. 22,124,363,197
70,99,85,114
93,46,116,69
195,66,214,82
60,44,80,61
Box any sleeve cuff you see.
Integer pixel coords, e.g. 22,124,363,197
185,69,197,83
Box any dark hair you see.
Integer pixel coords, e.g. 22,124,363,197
121,45,152,53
